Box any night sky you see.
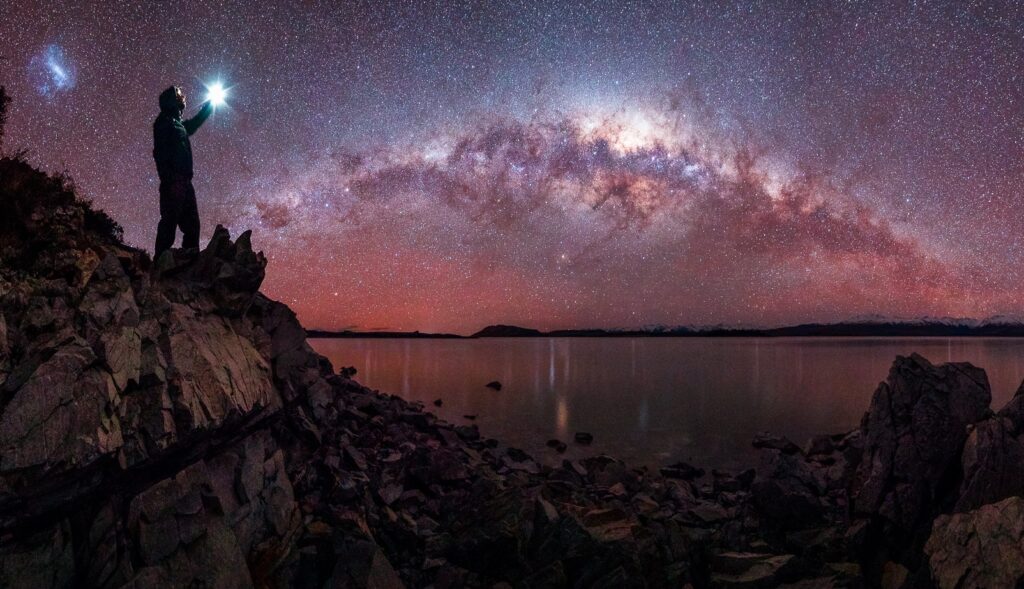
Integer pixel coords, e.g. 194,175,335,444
3,1,1024,333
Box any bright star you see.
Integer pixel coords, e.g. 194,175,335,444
205,81,228,107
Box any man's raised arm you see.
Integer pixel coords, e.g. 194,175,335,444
183,101,213,136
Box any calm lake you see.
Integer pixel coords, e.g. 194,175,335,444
310,337,1024,470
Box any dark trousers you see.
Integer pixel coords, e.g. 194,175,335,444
154,178,200,258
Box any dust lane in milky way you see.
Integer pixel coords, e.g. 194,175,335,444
2,2,1023,333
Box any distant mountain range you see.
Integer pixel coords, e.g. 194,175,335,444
308,317,1024,338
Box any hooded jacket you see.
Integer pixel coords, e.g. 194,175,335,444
153,89,212,182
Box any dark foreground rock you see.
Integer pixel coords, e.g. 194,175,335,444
2,156,1024,588
924,496,1024,588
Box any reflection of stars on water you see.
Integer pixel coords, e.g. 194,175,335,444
30,45,76,98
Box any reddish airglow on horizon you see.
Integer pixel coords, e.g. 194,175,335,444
3,2,1023,334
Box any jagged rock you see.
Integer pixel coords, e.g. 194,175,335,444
211,431,301,567
164,304,280,431
661,461,705,481
804,434,837,457
997,381,1024,429
546,439,568,453
304,515,405,588
777,577,844,589
81,253,142,391
850,353,991,531
954,414,1024,512
712,470,746,493
0,312,9,387
502,448,541,474
0,523,74,588
126,461,255,588
166,225,267,317
752,432,801,455
0,339,123,473
454,424,480,440
414,448,469,484
574,432,594,445
445,489,532,579
522,561,568,586
690,501,732,524
581,507,636,542
879,561,909,589
925,496,1024,588
710,552,798,588
379,483,404,506
955,381,1024,512
581,455,635,488
750,449,823,528
345,446,369,471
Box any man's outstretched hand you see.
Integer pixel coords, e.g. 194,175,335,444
183,101,214,136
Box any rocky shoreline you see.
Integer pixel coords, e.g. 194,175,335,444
1,155,1023,587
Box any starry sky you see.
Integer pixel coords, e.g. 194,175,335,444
3,1,1024,333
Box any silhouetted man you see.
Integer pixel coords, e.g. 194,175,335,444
153,86,212,258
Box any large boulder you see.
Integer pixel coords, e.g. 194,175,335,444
850,353,991,531
710,551,800,588
0,339,122,473
163,303,280,432
750,449,824,528
925,496,1024,588
0,523,74,589
955,381,1024,512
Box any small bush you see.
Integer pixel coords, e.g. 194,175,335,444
83,203,125,243
0,91,125,255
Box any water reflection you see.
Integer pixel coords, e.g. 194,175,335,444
311,337,1024,469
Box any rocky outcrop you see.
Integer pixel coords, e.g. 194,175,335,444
744,354,1020,588
0,158,344,585
851,353,991,531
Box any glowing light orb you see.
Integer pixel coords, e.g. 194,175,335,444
205,81,228,107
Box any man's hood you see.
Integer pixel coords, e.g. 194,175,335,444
158,86,182,116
